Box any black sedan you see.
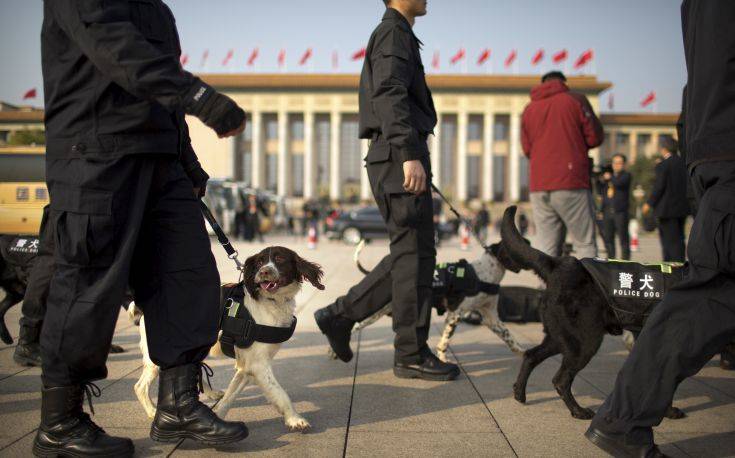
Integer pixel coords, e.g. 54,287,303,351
325,206,457,245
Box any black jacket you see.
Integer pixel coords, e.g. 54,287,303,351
600,171,631,214
358,8,437,163
681,0,735,168
647,155,690,218
41,0,216,175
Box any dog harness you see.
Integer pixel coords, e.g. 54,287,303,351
580,258,685,328
432,260,500,312
0,235,40,267
218,283,297,358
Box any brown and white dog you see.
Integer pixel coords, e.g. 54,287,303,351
132,246,324,431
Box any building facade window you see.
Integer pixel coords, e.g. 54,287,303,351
340,114,361,202
615,132,630,156
314,114,331,198
289,114,305,197
440,114,458,195
493,156,506,202
263,114,278,193
233,113,252,183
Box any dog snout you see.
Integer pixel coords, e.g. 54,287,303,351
255,265,278,282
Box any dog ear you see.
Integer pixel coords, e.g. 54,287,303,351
242,254,261,300
487,243,500,257
493,241,524,274
295,256,325,290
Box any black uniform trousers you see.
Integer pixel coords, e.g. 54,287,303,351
41,154,220,386
657,217,686,262
591,161,735,442
337,139,435,364
602,209,630,260
19,206,55,341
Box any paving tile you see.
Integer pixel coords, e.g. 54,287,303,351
346,431,515,458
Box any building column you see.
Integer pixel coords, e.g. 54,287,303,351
277,111,289,197
430,114,441,187
651,132,660,160
509,112,521,202
482,112,495,201
329,111,341,200
457,111,469,201
250,111,263,189
629,131,638,164
303,111,315,199
360,139,371,201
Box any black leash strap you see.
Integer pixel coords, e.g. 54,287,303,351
431,183,489,250
199,200,243,270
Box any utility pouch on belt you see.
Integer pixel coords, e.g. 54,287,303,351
218,283,297,358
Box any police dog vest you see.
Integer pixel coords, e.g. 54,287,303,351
0,236,40,268
580,258,684,326
218,283,297,358
432,260,500,312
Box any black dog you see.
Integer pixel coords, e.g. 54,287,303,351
499,206,685,420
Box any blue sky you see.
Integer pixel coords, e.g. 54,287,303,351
0,0,685,113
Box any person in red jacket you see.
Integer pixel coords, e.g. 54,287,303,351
521,71,604,259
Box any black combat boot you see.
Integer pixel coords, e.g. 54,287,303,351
150,363,248,445
393,348,461,381
14,324,42,367
33,384,134,457
314,306,355,362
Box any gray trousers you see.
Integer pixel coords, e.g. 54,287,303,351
530,189,598,258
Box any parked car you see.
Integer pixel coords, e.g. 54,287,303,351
326,205,456,245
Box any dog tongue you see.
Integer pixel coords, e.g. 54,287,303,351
261,281,278,292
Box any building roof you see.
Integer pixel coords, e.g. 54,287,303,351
600,113,679,127
201,73,613,94
0,110,44,123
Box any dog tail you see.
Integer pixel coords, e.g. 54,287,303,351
501,205,555,282
354,239,370,276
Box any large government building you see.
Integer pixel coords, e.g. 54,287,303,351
1,74,679,204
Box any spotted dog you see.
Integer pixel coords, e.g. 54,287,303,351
133,246,324,432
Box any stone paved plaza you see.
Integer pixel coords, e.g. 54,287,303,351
1,231,733,457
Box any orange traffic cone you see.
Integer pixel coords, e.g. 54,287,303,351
460,223,470,251
307,225,318,250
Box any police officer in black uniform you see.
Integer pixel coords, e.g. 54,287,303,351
314,0,459,381
38,1,249,455
586,1,735,455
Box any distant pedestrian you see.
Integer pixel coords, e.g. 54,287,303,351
642,137,690,262
474,204,490,243
522,71,604,258
599,154,632,259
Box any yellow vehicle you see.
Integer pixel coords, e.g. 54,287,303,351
0,146,48,235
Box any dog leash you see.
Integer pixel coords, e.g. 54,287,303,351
430,183,489,250
199,200,244,271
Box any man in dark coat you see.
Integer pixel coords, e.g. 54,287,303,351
314,0,459,381
38,1,249,455
643,137,690,262
599,154,632,260
587,1,735,455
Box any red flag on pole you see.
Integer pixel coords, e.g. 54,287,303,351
299,48,313,66
552,49,568,64
22,88,37,100
573,49,594,69
640,91,657,107
432,51,440,70
608,93,615,111
351,47,366,61
332,50,339,70
247,48,259,66
450,48,466,65
504,50,517,68
477,48,491,65
531,49,544,65
200,50,209,68
222,49,234,67
277,49,286,68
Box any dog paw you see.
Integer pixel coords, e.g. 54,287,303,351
512,385,526,404
665,406,686,420
285,415,310,431
327,349,338,360
571,408,595,420
206,390,225,401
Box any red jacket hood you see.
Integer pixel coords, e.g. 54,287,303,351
530,79,569,101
